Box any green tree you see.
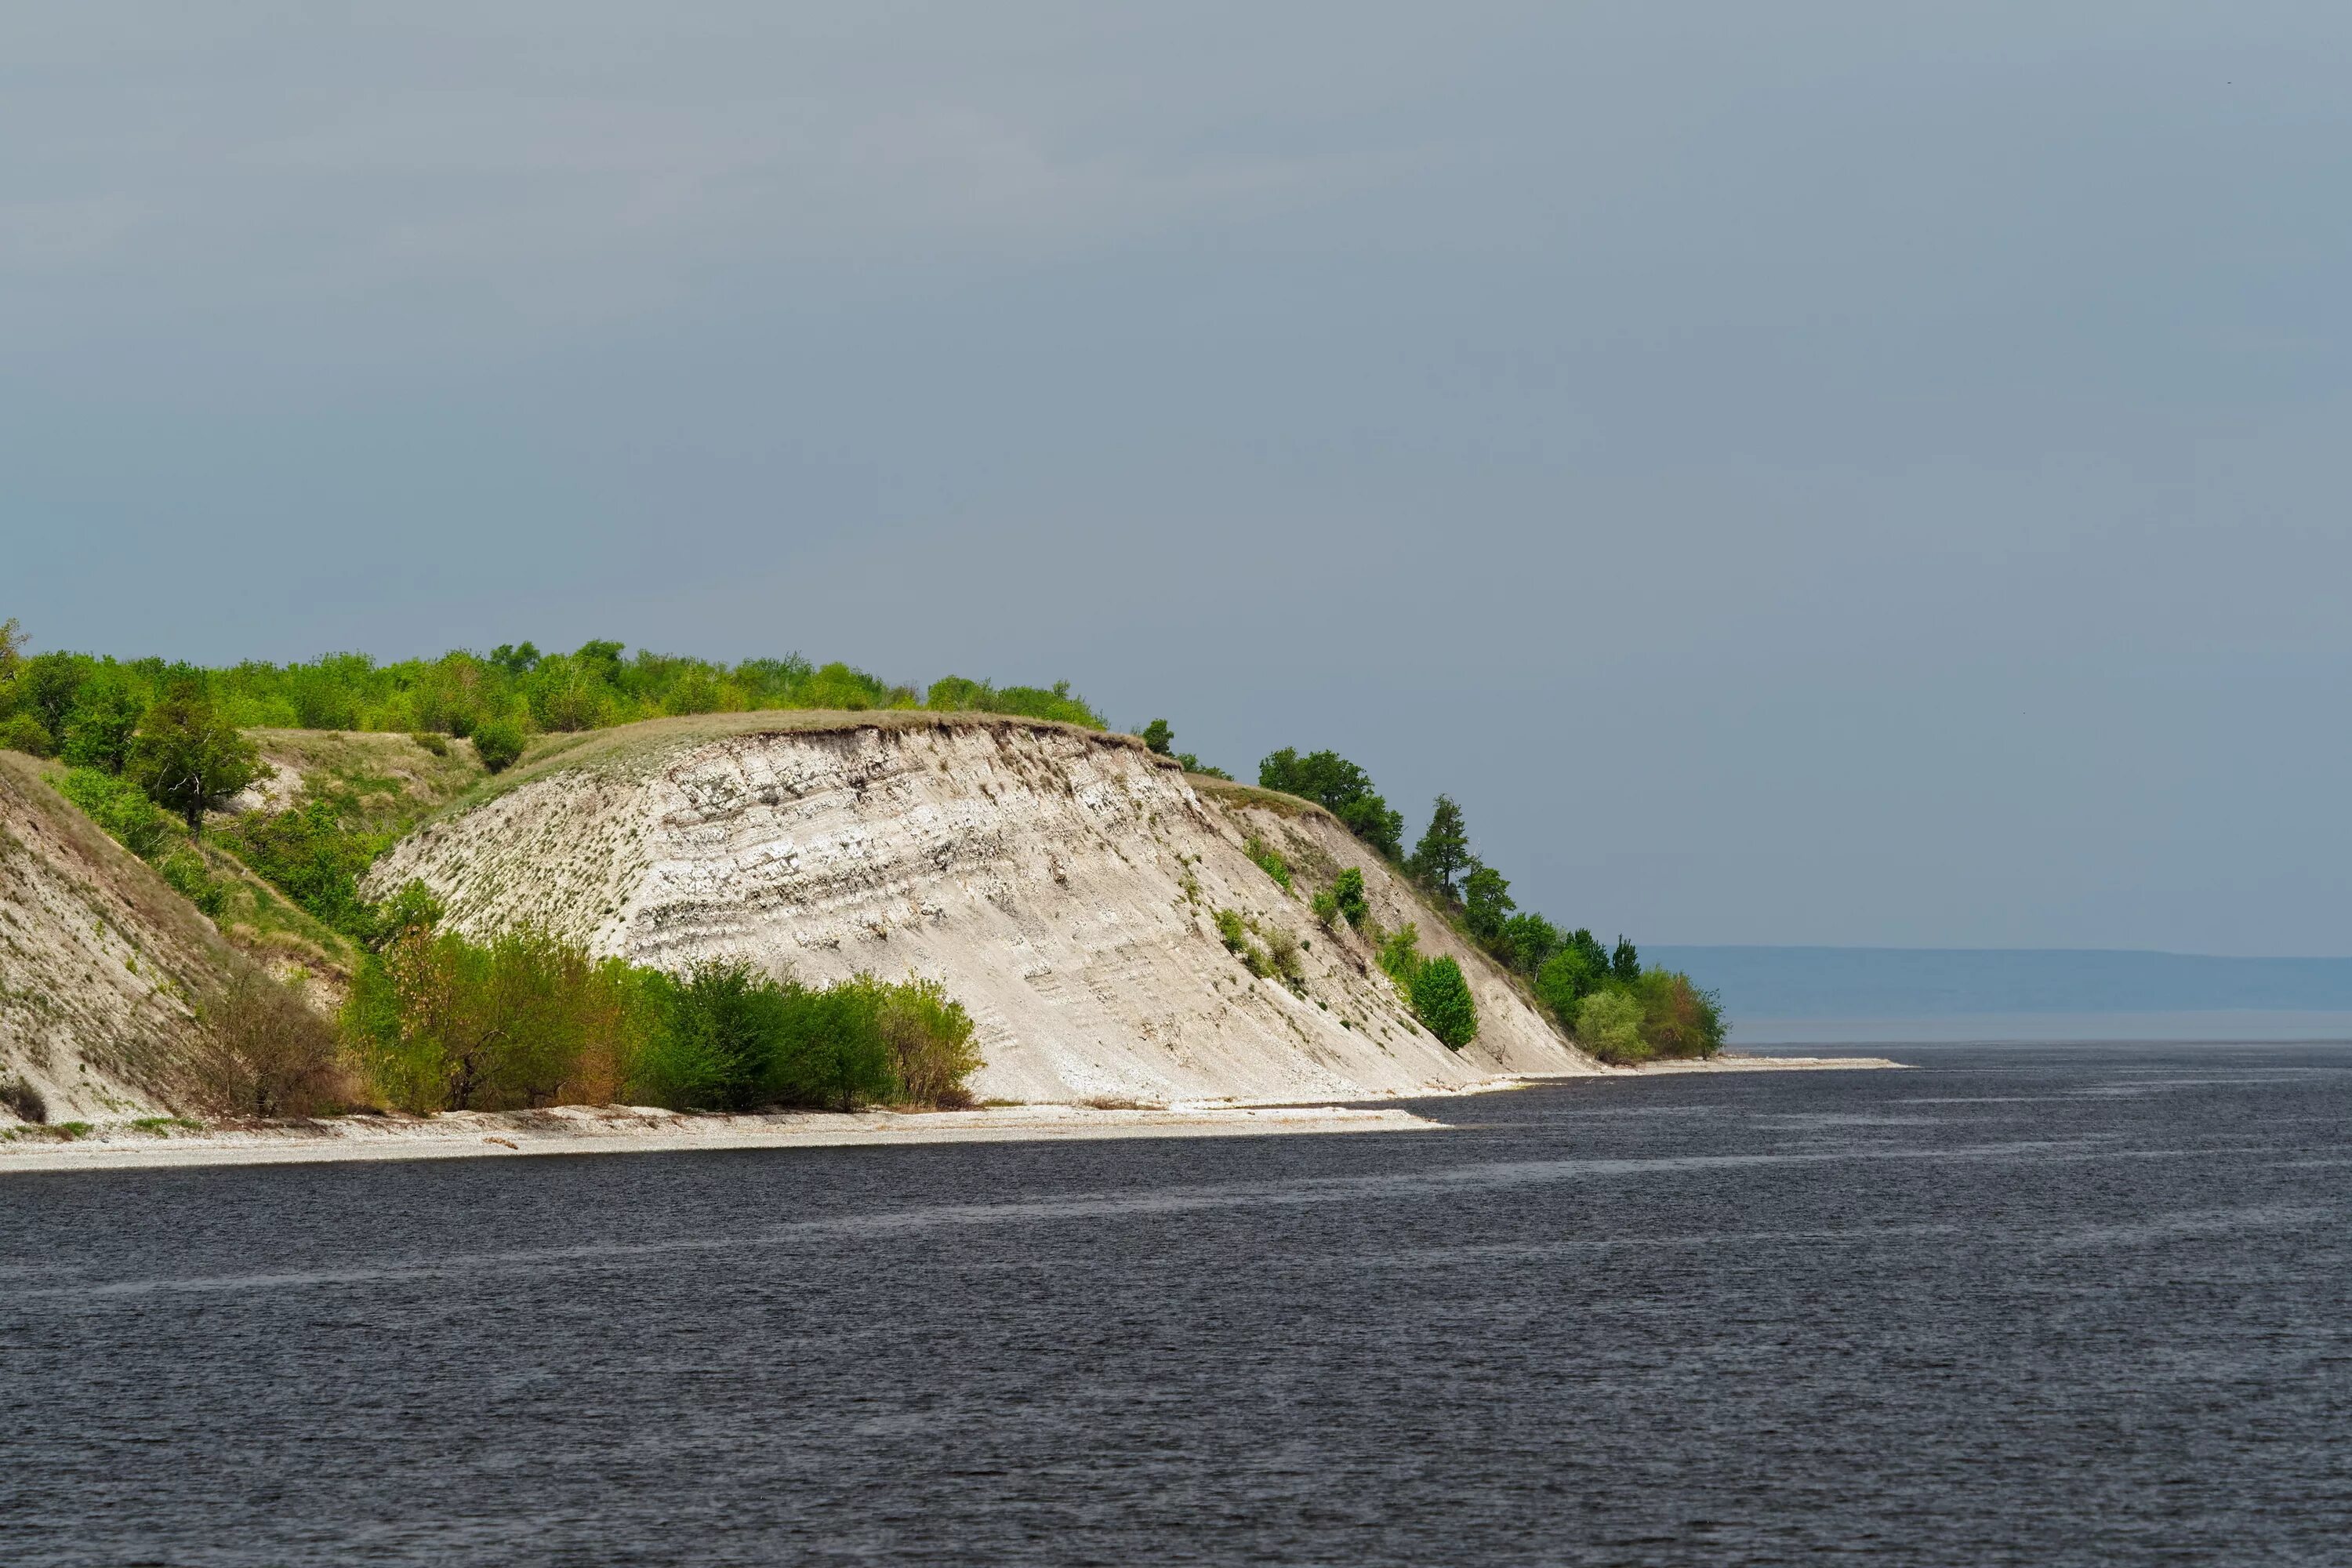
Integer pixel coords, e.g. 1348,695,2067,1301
1140,718,1174,756
1633,970,1725,1058
1410,956,1478,1049
18,651,94,740
1257,747,1405,858
1535,946,1602,1025
1575,989,1648,1063
127,684,261,833
1410,795,1472,897
1332,866,1369,927
471,717,525,773
1463,862,1515,942
1611,935,1641,982
1499,912,1559,976
60,667,146,773
0,617,22,685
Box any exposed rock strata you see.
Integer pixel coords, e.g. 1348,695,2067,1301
372,717,1598,1102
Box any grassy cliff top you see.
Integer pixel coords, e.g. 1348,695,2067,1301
431,709,1175,820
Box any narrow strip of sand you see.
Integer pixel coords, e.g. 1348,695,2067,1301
0,1102,1439,1174
0,1055,1904,1174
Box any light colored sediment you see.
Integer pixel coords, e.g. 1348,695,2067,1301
1605,1054,1904,1074
0,1101,1438,1174
369,714,1601,1105
0,754,232,1121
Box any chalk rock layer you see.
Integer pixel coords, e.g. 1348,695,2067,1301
373,717,1595,1103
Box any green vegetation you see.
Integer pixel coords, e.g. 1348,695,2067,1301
193,969,353,1117
1363,921,1475,1046
1254,740,1722,1061
1214,906,1269,977
1408,795,1472,897
1377,922,1424,986
1258,748,1405,858
0,623,1104,753
56,767,176,859
1313,865,1370,930
1575,989,1647,1061
339,892,981,1115
471,717,524,773
1244,834,1294,892
1409,957,1478,1050
126,684,263,832
1140,717,1232,779
1331,866,1368,927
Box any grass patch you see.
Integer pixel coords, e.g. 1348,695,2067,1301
129,1116,203,1136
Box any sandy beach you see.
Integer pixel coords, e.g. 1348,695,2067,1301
0,1056,1901,1174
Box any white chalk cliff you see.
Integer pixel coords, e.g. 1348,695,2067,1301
371,715,1597,1103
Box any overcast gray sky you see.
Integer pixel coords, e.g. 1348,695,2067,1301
5,2,2347,954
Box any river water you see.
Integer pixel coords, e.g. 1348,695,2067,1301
5,1040,2349,1565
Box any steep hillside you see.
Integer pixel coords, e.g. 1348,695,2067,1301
372,713,1598,1103
0,754,236,1121
236,727,488,821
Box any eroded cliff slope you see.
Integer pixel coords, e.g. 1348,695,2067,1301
372,714,1595,1102
0,754,233,1121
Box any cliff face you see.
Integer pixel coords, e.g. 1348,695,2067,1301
372,715,1596,1103
0,755,231,1121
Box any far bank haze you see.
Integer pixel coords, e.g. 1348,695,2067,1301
1654,946,2352,1022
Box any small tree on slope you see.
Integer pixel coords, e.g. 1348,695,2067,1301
1410,795,1472,898
1411,956,1478,1050
129,684,261,833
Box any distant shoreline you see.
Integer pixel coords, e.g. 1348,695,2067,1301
0,1056,1903,1175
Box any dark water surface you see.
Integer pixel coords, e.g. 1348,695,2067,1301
5,1042,2350,1565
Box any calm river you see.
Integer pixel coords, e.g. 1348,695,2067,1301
5,1040,2349,1564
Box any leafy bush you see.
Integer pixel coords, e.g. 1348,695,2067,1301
344,923,655,1112
868,974,982,1109
225,798,387,937
1257,748,1404,858
1633,969,1725,1058
157,847,229,917
1262,926,1305,984
343,919,980,1116
1377,922,1423,985
60,668,146,773
629,961,792,1111
1212,907,1277,978
1312,887,1341,927
1244,835,1293,892
409,731,448,757
191,970,352,1116
927,675,1105,728
1410,956,1478,1049
1140,718,1174,755
1333,866,1369,926
1536,945,1604,1025
1575,989,1649,1064
471,718,524,773
1215,907,1250,954
57,767,177,860
0,713,53,756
